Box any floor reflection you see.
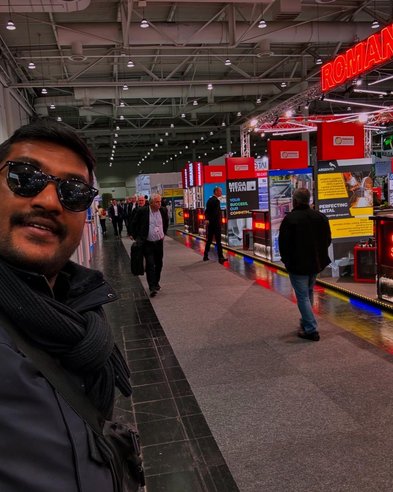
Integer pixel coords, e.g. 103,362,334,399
175,231,393,354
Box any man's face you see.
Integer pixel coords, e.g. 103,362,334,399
138,197,145,206
150,196,161,211
215,188,223,198
0,140,89,284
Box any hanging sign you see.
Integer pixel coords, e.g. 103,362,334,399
321,23,393,92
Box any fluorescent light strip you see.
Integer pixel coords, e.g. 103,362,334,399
353,88,387,96
323,98,387,110
368,74,393,86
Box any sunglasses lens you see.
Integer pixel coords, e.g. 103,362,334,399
59,180,96,212
8,163,47,197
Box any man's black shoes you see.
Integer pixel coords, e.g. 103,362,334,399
150,289,157,298
203,255,209,261
298,330,320,342
218,257,228,264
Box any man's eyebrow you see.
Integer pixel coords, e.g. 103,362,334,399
9,156,88,182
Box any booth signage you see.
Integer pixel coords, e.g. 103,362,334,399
188,162,194,187
193,161,204,186
181,167,188,189
226,157,255,179
204,165,227,183
268,140,308,170
317,122,364,161
316,158,373,239
321,23,393,92
226,179,259,219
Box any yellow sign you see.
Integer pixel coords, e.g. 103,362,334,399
163,188,184,197
174,207,184,224
317,173,348,200
329,217,373,239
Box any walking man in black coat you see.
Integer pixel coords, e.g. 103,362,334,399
131,193,169,297
108,199,124,238
203,186,227,263
279,188,331,341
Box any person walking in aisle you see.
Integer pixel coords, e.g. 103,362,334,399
131,193,169,297
278,188,331,342
203,186,227,263
108,198,124,237
0,118,132,491
97,204,107,236
124,195,137,237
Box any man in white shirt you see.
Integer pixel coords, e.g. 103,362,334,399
131,194,169,297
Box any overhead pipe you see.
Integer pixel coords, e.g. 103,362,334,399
57,22,373,47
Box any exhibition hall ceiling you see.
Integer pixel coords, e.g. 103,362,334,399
0,0,392,175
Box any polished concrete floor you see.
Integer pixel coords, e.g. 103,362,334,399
92,228,393,492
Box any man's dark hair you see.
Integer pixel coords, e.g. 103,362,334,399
0,118,96,183
293,187,310,206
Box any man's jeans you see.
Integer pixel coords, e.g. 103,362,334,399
288,273,318,334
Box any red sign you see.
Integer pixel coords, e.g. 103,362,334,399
204,165,226,183
193,161,204,186
181,167,188,189
321,23,393,92
226,157,255,179
268,140,308,170
317,122,364,160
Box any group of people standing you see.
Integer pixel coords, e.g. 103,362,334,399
97,195,146,238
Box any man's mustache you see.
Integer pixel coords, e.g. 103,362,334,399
10,211,67,240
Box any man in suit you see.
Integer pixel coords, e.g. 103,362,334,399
124,196,137,237
131,194,169,297
107,199,124,238
203,186,227,264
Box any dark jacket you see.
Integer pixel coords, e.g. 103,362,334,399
131,205,169,241
278,205,331,275
0,262,117,492
107,203,124,220
204,195,221,225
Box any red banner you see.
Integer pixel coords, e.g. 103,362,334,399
226,157,255,179
317,122,364,161
204,165,227,183
268,140,308,170
193,161,204,186
181,167,188,189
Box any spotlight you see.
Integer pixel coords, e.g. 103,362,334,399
28,62,36,70
140,18,149,29
224,58,231,66
258,19,267,29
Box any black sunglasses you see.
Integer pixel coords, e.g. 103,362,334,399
2,161,98,212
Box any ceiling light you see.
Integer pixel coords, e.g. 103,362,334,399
110,156,114,160
371,20,380,29
165,132,169,136
256,97,261,104
140,18,149,29
120,101,125,107
237,111,242,117
224,58,231,66
49,103,55,110
41,88,47,95
323,97,386,110
280,81,287,88
170,123,174,128
210,131,214,135
181,113,186,118
116,126,120,130
258,19,267,29
250,118,258,126
354,78,363,86
353,88,387,96
315,57,322,65
28,62,36,70
6,20,15,30
115,133,118,137
122,84,128,90
193,100,198,106
159,138,163,142
200,136,204,140
56,116,62,122
127,60,135,68
155,143,158,147
120,115,125,120
185,145,188,149
207,83,213,90
221,122,226,126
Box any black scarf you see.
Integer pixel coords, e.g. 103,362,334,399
0,259,131,418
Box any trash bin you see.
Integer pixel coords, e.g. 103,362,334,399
242,228,253,250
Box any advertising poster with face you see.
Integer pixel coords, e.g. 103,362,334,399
316,158,373,239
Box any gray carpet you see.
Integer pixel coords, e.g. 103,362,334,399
124,235,393,492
